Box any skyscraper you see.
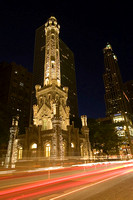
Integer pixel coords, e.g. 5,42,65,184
103,43,133,155
0,62,32,132
103,43,129,117
32,20,78,119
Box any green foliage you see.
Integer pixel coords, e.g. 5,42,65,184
88,118,120,155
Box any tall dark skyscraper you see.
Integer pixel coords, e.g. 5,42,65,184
103,43,133,155
103,43,129,117
0,62,32,132
32,21,79,119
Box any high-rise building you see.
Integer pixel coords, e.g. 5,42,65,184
32,21,78,119
0,62,32,133
103,43,129,117
103,43,133,155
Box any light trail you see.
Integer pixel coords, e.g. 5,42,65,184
24,166,64,173
1,159,133,175
0,161,133,200
72,159,133,167
9,166,133,200
0,170,16,175
0,168,110,196
50,169,133,200
7,166,133,200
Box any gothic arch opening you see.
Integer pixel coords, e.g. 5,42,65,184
18,146,23,160
31,143,37,158
45,143,51,158
80,143,84,157
71,142,75,156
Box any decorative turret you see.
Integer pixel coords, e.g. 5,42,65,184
44,16,61,87
5,116,19,168
81,115,87,127
81,115,92,157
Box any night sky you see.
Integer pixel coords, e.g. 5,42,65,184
0,1,133,119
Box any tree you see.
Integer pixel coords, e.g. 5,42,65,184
88,118,120,155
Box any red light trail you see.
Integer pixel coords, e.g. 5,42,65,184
0,161,133,200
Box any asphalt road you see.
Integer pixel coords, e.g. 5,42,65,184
48,171,133,200
0,161,133,200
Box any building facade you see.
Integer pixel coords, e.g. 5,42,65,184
5,17,91,168
103,43,129,116
0,62,32,133
103,43,133,155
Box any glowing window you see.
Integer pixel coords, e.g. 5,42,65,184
31,143,37,149
71,143,74,148
18,146,23,159
20,82,24,87
45,143,50,157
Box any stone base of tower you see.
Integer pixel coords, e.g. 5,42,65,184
13,119,91,167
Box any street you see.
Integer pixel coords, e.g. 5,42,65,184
0,160,133,200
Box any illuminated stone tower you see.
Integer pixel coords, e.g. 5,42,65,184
33,17,70,158
44,16,61,87
33,16,69,130
32,21,79,120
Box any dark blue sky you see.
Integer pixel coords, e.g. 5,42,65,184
0,1,133,118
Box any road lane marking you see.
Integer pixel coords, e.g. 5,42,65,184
49,170,133,200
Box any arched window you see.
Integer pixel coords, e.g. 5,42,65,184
31,143,37,158
80,144,84,157
18,146,23,159
71,143,74,148
31,143,37,149
55,94,59,101
45,143,51,157
48,94,51,101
